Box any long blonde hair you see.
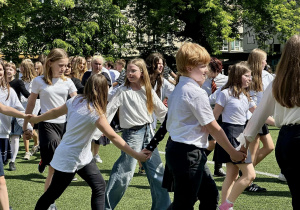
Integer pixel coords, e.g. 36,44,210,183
273,34,300,108
0,60,10,100
43,48,68,85
21,59,36,82
73,56,87,80
222,61,252,101
247,48,267,92
125,58,154,114
81,74,108,116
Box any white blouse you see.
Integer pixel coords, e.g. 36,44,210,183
106,85,167,129
239,81,300,143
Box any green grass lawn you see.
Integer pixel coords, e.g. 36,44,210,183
4,126,292,210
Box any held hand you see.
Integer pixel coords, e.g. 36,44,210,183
24,114,33,121
142,148,153,159
239,145,248,155
23,129,33,140
137,151,148,162
230,151,246,163
29,115,39,124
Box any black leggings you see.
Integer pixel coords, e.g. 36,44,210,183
35,160,106,210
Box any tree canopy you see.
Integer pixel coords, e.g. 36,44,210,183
0,0,299,62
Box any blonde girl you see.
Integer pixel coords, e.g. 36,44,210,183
246,48,275,192
20,59,41,159
72,56,87,81
24,48,77,209
30,74,149,210
105,58,171,210
34,61,43,76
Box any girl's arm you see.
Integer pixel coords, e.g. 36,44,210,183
69,91,77,98
25,93,38,114
95,115,149,162
205,120,246,162
249,106,275,126
0,103,27,118
29,104,68,124
213,104,224,120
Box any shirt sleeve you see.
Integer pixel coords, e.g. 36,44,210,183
163,79,174,99
216,90,227,108
106,88,122,124
152,89,168,123
31,77,41,94
67,79,77,94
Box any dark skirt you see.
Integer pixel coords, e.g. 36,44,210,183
213,122,252,164
0,138,12,165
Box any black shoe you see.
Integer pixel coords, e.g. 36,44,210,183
214,168,226,177
38,160,46,173
9,206,13,210
138,167,146,175
9,162,16,171
245,183,267,192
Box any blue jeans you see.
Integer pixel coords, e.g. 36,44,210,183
105,124,171,210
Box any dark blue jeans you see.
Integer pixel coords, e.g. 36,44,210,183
35,159,105,210
276,124,300,210
166,140,219,210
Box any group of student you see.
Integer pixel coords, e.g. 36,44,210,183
0,34,299,210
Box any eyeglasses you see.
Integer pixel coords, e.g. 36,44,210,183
243,75,252,79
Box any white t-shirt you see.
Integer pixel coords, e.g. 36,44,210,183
20,80,41,116
167,76,215,148
50,96,100,172
106,85,167,129
31,76,77,123
216,88,256,125
0,88,32,138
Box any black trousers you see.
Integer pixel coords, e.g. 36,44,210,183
166,140,219,210
35,159,106,210
276,124,300,210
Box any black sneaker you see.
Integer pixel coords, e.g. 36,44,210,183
214,168,226,177
245,183,267,192
38,160,46,173
9,162,16,171
138,167,146,175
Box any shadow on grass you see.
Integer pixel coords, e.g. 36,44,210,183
5,173,45,184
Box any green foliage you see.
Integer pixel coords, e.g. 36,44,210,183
128,0,300,55
0,0,134,62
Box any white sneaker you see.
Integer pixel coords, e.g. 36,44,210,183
94,154,103,163
278,173,287,182
48,203,57,210
30,145,39,155
24,152,31,160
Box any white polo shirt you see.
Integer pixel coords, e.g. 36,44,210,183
166,76,215,148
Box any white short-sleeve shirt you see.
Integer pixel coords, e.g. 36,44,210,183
31,76,77,123
216,88,256,125
50,96,100,172
166,76,215,148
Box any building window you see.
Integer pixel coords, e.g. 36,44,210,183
222,40,228,51
231,39,243,51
